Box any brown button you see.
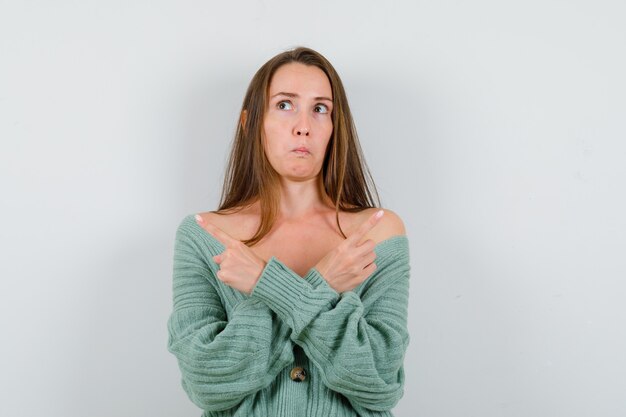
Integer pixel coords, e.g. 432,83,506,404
290,366,306,382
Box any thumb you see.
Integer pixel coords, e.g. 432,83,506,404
213,254,222,264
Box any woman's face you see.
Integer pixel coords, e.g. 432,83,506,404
262,62,334,181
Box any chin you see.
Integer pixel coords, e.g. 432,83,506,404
280,169,319,180
286,172,315,179
280,162,314,174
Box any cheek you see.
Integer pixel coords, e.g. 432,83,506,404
319,122,333,148
264,116,285,139
262,121,284,157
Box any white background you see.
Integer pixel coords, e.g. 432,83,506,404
1,1,625,416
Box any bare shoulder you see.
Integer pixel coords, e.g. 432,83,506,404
374,208,406,239
197,211,223,226
355,207,406,243
197,209,259,241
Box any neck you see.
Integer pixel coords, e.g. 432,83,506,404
277,176,333,221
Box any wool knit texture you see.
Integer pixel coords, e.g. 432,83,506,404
167,214,411,417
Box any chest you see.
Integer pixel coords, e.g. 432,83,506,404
251,231,345,277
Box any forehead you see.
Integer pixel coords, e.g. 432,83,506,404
268,63,332,97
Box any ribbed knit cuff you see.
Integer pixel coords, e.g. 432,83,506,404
251,257,339,336
303,267,328,288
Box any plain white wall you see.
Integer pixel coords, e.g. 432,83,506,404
1,1,625,416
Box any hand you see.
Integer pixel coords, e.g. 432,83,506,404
314,210,385,293
195,215,267,295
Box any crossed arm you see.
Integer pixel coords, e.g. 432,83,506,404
167,216,410,414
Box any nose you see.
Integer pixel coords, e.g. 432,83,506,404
293,113,311,136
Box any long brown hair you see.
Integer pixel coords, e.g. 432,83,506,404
214,46,380,246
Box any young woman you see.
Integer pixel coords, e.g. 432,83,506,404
167,46,411,417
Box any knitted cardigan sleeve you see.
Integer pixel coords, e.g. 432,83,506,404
167,221,304,412
250,237,411,415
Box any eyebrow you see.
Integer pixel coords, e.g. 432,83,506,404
270,92,333,102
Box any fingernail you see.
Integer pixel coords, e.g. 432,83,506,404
195,214,203,223
376,210,384,219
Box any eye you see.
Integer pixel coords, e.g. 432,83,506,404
277,100,293,110
314,104,329,114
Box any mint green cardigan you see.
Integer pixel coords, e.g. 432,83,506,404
167,214,411,416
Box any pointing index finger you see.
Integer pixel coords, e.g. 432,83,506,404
195,214,239,247
349,209,384,245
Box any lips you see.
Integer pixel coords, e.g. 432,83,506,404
293,147,310,153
